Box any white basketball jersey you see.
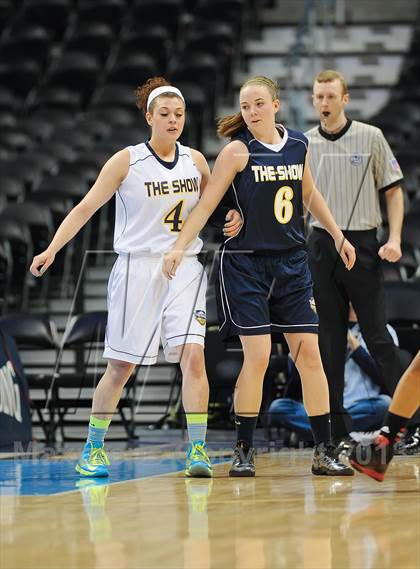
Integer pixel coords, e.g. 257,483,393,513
113,141,203,255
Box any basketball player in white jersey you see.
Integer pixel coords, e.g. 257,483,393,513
30,77,242,478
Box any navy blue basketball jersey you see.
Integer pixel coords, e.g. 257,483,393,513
225,125,308,252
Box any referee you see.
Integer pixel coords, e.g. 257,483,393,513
306,69,405,442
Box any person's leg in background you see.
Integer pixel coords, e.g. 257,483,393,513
268,398,313,437
308,229,353,441
344,231,405,396
347,395,391,432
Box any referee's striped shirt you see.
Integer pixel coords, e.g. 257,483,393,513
305,120,404,231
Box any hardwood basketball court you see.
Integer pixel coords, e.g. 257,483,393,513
1,449,419,569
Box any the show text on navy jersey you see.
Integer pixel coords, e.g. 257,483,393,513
225,126,308,252
251,164,304,182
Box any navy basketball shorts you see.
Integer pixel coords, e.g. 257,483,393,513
216,247,318,343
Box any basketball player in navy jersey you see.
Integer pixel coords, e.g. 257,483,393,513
30,77,242,478
163,76,357,477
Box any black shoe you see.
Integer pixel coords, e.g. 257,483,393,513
229,444,256,477
312,443,354,476
349,433,393,482
394,427,420,456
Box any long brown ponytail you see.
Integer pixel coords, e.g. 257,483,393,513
217,111,247,138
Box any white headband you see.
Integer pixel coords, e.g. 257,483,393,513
147,86,185,111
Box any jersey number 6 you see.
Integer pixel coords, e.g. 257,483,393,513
274,185,294,224
163,200,184,232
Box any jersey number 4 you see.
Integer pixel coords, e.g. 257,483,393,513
274,185,294,224
163,200,184,232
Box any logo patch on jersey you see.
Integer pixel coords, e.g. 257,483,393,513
309,297,317,314
390,158,401,172
194,310,206,326
350,154,362,166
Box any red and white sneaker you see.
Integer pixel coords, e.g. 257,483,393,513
349,433,394,482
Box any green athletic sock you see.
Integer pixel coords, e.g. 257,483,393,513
186,413,208,444
87,415,111,448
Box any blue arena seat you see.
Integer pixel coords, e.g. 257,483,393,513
20,0,72,41
1,24,52,67
119,25,171,72
77,0,127,33
66,22,114,64
0,238,12,314
0,59,41,98
47,52,101,107
0,216,32,310
131,0,183,40
31,87,84,114
107,53,158,87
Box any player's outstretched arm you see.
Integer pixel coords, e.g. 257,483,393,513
163,140,246,279
30,149,130,277
302,155,356,270
191,148,242,238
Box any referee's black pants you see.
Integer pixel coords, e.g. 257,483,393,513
308,227,406,440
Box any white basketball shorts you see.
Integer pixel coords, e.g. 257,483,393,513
103,254,207,365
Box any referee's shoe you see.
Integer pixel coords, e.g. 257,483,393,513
229,442,256,477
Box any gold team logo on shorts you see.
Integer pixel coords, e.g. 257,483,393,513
309,297,317,314
195,310,206,326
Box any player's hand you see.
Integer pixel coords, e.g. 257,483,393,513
334,236,356,270
223,209,242,238
378,239,402,263
29,248,56,277
163,249,184,279
347,331,360,352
